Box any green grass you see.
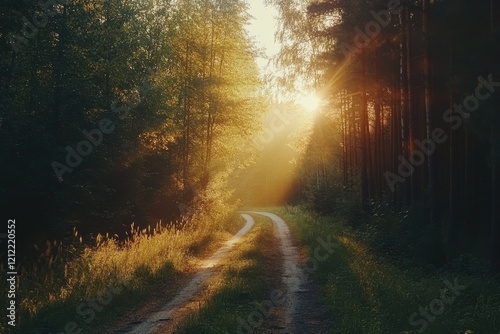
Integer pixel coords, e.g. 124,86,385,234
175,215,280,334
268,205,500,334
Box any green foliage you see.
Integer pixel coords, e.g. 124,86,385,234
0,0,262,245
310,184,339,214
0,0,264,330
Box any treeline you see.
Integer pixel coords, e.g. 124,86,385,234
271,0,500,266
0,0,261,253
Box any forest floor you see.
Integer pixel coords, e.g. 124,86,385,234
104,211,332,334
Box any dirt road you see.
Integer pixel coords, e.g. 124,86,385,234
114,211,331,333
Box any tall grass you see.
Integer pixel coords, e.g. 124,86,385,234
0,204,241,333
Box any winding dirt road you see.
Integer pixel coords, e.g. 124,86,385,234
114,211,324,334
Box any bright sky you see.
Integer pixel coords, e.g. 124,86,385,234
245,0,280,76
245,0,323,113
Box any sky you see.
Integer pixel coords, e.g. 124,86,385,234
245,0,281,76
244,0,322,110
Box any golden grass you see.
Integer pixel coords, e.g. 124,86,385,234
3,207,239,332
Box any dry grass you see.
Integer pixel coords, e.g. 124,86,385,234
1,207,240,333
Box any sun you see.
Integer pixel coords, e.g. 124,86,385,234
299,92,321,113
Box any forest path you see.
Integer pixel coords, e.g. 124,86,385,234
114,214,255,334
246,211,332,333
113,211,331,333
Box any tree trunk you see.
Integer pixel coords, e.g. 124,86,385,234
423,0,445,264
53,5,68,144
489,0,500,270
360,51,370,213
400,7,412,205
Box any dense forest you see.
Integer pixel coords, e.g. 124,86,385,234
0,0,264,256
1,0,500,270
263,0,500,268
2,0,500,332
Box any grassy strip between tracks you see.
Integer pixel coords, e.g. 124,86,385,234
175,214,282,334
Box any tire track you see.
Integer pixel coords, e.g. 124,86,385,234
245,211,305,333
116,213,255,334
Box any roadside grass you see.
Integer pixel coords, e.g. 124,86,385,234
269,205,500,334
175,215,281,334
1,210,244,334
